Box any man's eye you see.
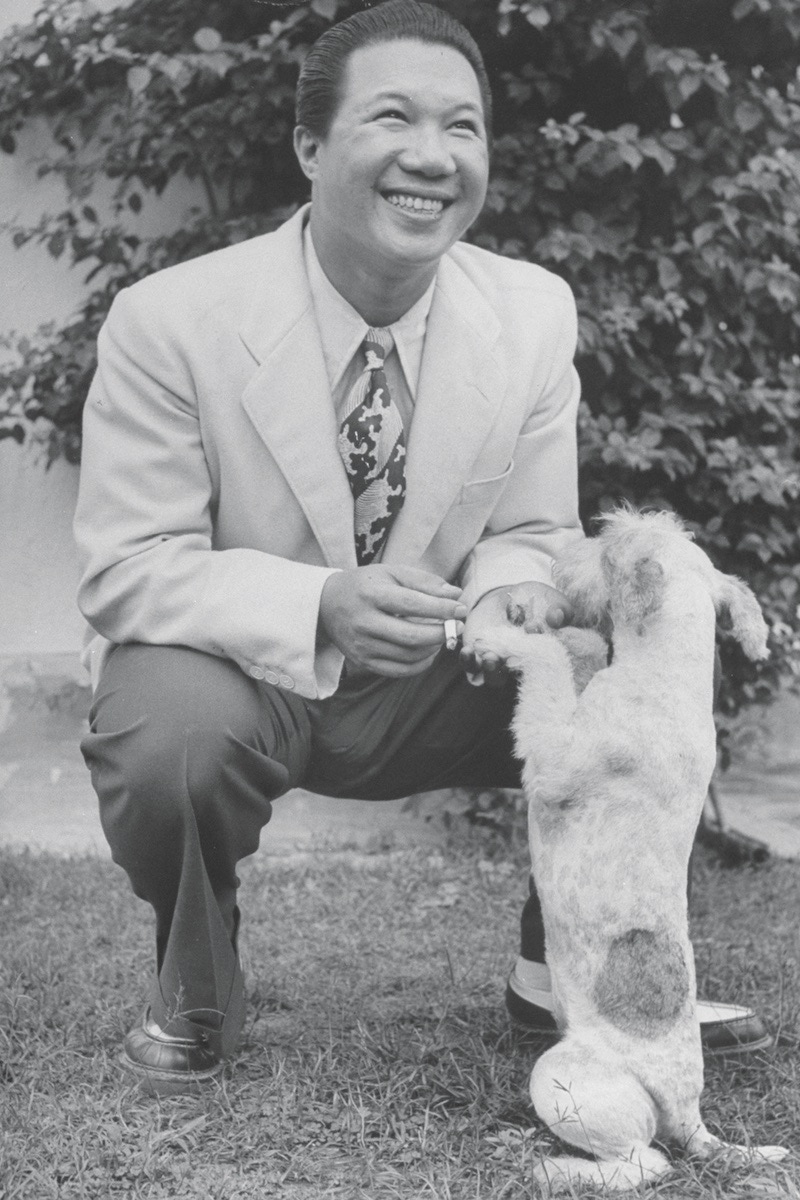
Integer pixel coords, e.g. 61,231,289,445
452,119,479,133
377,109,406,120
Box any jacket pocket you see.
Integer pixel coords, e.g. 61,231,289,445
456,460,515,506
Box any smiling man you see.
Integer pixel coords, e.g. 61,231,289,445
294,35,489,327
74,0,769,1094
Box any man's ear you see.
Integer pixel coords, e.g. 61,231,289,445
293,125,321,182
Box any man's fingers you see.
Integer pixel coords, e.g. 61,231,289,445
373,615,462,651
379,587,467,623
356,618,460,661
387,565,462,599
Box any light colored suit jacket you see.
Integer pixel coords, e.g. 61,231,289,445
74,205,583,699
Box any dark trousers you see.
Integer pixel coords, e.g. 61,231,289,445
81,642,541,1056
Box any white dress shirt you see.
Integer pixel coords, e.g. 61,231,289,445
303,222,437,433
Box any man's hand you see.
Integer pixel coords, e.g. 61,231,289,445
459,581,574,687
319,565,467,677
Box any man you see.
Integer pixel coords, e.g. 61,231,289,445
74,0,768,1093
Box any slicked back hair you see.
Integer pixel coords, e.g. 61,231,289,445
295,0,492,144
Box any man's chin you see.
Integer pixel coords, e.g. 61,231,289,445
375,215,468,267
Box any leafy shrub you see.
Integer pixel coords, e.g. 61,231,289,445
1,0,798,727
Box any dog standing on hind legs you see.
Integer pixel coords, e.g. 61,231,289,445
479,509,789,1192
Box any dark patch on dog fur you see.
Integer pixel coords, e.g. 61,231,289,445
593,928,690,1037
557,789,583,811
602,552,665,633
603,749,638,775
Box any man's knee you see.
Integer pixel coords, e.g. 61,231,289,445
82,643,309,834
90,643,272,739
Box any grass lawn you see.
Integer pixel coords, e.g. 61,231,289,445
1,833,798,1199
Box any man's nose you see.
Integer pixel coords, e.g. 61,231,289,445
397,124,456,176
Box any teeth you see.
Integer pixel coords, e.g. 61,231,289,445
386,193,445,214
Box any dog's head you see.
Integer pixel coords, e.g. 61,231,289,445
553,507,769,660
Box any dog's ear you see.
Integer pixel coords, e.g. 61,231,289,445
711,571,769,661
604,553,665,629
553,538,609,626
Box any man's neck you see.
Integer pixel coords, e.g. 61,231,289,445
309,219,438,327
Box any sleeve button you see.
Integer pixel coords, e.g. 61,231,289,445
248,665,265,680
264,669,280,685
279,674,295,690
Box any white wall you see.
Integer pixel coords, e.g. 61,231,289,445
0,112,87,653
0,0,202,655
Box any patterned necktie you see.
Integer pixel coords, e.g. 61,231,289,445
338,328,406,565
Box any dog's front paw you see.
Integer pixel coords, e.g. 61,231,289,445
471,625,538,670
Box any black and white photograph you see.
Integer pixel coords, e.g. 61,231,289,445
1,0,799,1195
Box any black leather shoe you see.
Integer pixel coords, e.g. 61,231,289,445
696,1000,773,1055
505,980,558,1034
121,1008,224,1095
505,979,773,1056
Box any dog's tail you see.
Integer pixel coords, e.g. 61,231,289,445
533,1146,671,1194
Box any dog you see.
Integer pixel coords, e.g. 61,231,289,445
477,508,788,1191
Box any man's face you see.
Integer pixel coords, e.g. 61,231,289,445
296,38,490,278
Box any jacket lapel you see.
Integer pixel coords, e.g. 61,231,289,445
238,206,358,569
384,253,507,565
239,210,508,572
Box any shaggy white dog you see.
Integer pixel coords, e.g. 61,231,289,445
478,509,788,1191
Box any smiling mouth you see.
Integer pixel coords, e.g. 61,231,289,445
383,191,452,218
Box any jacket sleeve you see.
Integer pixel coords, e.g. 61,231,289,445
458,282,584,610
73,287,345,699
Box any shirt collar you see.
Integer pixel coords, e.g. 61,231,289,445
303,221,436,396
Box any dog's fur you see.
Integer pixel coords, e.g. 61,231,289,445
479,509,787,1191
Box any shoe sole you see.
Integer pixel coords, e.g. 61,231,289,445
704,1033,773,1057
506,1011,774,1057
120,1049,224,1096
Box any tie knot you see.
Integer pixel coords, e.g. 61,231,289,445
363,327,393,370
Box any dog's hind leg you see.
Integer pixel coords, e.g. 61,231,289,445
681,1121,789,1167
530,1043,671,1194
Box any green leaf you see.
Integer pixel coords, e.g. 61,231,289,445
692,223,716,248
616,142,643,170
734,101,763,133
193,27,223,52
658,257,681,290
524,5,551,29
126,65,152,95
640,138,676,174
677,74,702,103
